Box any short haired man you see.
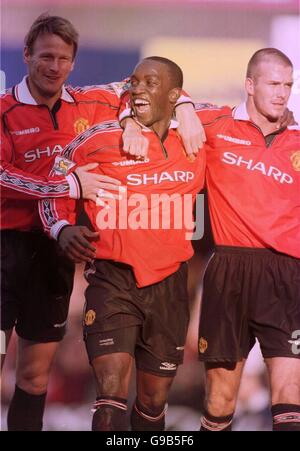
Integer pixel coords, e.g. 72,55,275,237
40,56,206,431
197,48,300,431
1,14,151,431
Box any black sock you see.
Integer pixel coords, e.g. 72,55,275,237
130,399,166,431
92,396,128,431
200,410,233,431
272,403,300,431
7,385,46,431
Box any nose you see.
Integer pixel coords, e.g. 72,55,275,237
131,82,145,95
49,58,60,72
276,84,287,99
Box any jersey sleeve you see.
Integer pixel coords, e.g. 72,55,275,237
195,103,232,125
39,122,117,236
0,123,80,200
72,79,130,109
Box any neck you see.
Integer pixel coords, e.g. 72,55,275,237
246,98,281,136
27,77,62,110
150,117,172,140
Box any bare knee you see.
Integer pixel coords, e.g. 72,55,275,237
205,362,244,417
206,386,237,416
271,382,300,405
266,357,300,405
137,372,173,413
16,364,49,395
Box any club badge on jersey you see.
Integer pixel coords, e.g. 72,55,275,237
74,118,90,135
290,150,300,171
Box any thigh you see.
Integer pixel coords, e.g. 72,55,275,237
265,357,300,405
136,262,190,376
85,325,140,364
205,359,246,416
251,254,300,359
1,231,31,332
91,352,134,398
84,260,143,338
16,234,74,342
199,248,255,362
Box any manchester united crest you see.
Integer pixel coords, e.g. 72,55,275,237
198,337,208,354
74,118,90,135
84,309,96,326
290,151,300,171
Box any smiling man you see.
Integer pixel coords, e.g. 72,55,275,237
0,14,164,432
39,56,206,431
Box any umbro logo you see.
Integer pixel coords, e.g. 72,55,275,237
159,362,177,371
53,320,67,328
99,338,114,346
112,158,150,167
217,134,251,146
10,127,40,136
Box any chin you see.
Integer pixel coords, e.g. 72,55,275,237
266,113,281,123
136,116,152,127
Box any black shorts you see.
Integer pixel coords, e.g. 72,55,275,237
1,230,74,342
83,260,190,376
198,246,300,362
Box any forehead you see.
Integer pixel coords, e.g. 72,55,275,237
254,59,293,81
31,33,74,55
132,60,169,79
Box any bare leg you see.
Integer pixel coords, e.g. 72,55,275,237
266,357,300,431
130,369,174,431
91,352,133,431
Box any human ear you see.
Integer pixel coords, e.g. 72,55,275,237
169,87,180,104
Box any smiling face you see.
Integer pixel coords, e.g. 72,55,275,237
129,59,180,136
246,59,293,123
24,33,74,105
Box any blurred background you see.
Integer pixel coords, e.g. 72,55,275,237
1,0,299,431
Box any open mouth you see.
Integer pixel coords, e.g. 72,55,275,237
133,98,151,115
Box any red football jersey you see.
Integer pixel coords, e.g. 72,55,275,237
0,77,126,230
40,120,206,287
197,102,300,258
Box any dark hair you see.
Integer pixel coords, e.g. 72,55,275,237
143,56,183,88
25,13,79,60
247,48,293,78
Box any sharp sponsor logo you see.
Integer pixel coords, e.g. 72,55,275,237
10,127,40,136
127,171,195,185
24,144,63,162
217,134,251,146
112,158,150,167
222,152,294,184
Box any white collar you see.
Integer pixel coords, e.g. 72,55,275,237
14,76,74,105
232,102,300,131
232,102,249,121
